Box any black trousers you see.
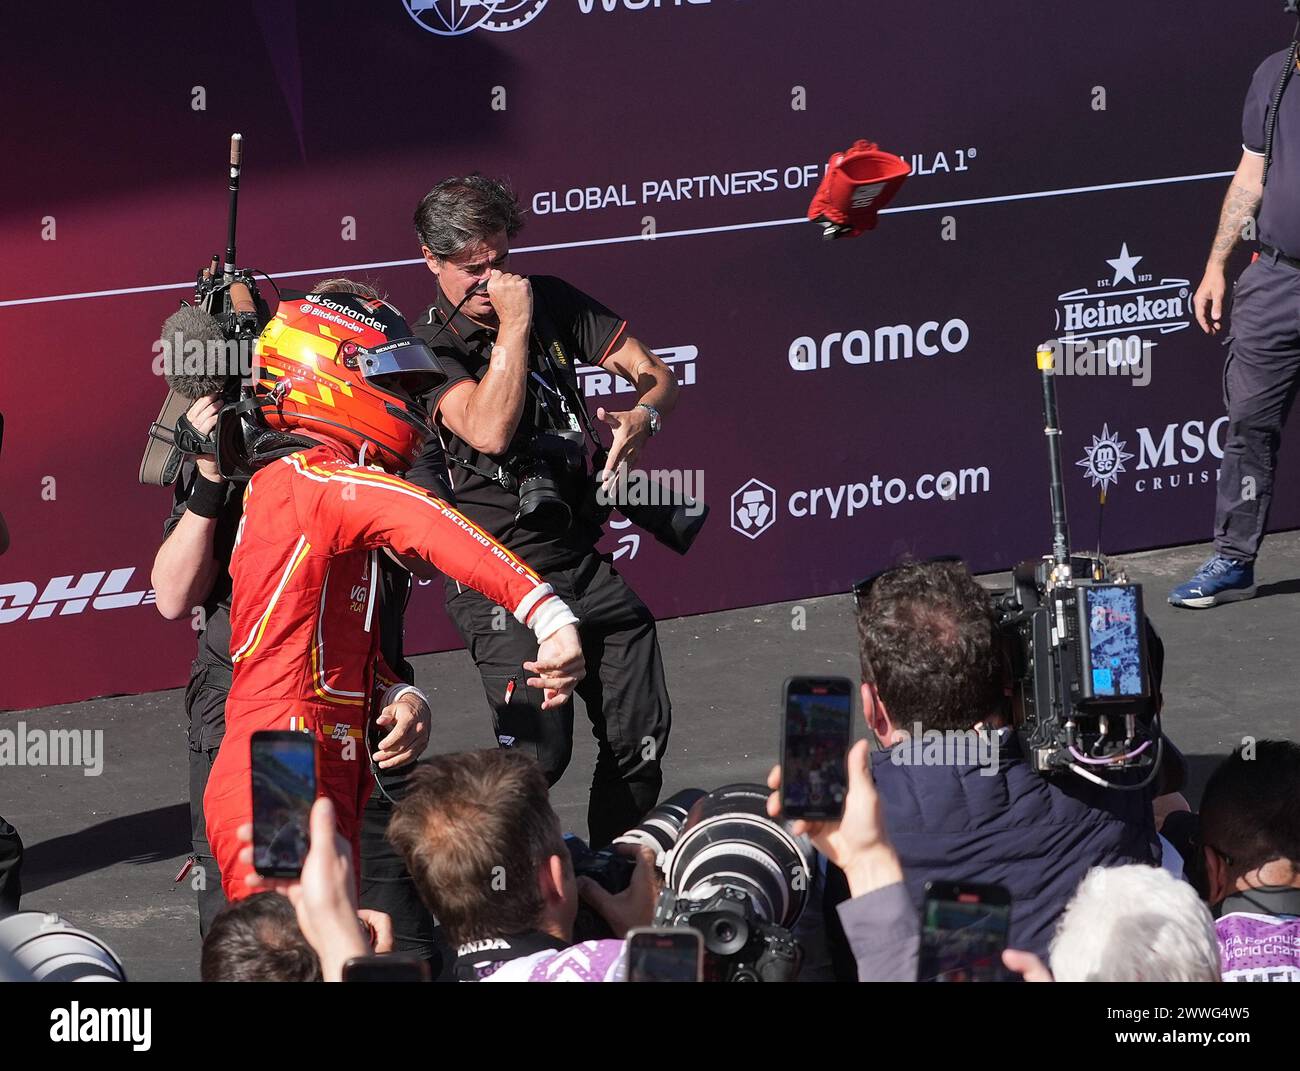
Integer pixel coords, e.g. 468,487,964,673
1214,251,1300,561
187,743,227,936
0,815,22,914
446,552,671,847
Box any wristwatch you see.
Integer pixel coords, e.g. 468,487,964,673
636,402,661,436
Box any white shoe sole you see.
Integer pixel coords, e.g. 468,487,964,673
1168,585,1256,609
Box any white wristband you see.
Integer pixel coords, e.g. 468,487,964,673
380,683,426,710
530,597,579,643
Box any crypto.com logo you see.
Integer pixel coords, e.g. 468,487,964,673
404,0,549,36
731,479,776,540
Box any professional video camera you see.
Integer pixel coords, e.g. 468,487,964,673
139,133,274,487
989,345,1161,786
567,784,810,982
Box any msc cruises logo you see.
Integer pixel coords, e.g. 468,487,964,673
1053,243,1191,346
1076,424,1134,492
403,0,549,36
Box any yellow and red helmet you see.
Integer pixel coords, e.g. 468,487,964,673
251,291,446,471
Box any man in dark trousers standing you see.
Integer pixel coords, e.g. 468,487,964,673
408,175,679,846
1171,41,1300,607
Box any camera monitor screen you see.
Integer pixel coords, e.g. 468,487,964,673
1083,585,1146,699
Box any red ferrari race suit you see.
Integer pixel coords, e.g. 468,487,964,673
204,442,577,900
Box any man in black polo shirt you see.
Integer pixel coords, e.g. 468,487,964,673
1171,42,1300,607
408,175,679,847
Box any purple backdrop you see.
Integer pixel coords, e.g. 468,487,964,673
1,0,1294,710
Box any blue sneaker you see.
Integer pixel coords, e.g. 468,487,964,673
1168,555,1256,608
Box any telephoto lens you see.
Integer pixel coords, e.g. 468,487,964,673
0,911,127,981
611,788,708,866
663,783,812,930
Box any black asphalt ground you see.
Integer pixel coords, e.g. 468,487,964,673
3,535,1298,981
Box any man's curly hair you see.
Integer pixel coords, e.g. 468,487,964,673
855,559,1001,733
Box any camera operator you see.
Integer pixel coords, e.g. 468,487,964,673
388,749,657,981
766,740,1054,982
149,279,450,957
409,175,679,847
1170,31,1300,607
820,559,1160,975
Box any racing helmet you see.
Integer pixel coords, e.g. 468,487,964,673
251,291,446,471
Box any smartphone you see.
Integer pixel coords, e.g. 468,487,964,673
917,880,1013,983
780,676,854,820
341,956,431,983
250,731,317,879
625,927,703,982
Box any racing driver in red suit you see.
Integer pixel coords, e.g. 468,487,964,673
204,287,584,900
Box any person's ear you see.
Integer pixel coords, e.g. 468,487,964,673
861,681,900,744
540,853,568,905
421,246,441,277
1204,846,1229,906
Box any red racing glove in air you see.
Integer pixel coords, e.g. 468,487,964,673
808,140,912,239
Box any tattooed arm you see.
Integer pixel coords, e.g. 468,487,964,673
1194,151,1265,335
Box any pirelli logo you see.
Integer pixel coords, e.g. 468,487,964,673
577,344,696,398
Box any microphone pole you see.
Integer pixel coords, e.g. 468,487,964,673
224,133,243,283
1037,342,1071,569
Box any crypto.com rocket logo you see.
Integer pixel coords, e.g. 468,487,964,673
403,0,549,36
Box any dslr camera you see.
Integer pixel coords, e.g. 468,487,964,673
489,339,709,554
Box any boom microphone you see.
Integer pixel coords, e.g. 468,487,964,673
158,304,231,398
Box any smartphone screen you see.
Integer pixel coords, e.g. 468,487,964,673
917,881,1012,983
1083,585,1147,698
341,956,431,983
251,731,317,878
780,676,853,820
625,928,703,982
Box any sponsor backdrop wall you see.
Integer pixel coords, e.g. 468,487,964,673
0,1,1294,710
